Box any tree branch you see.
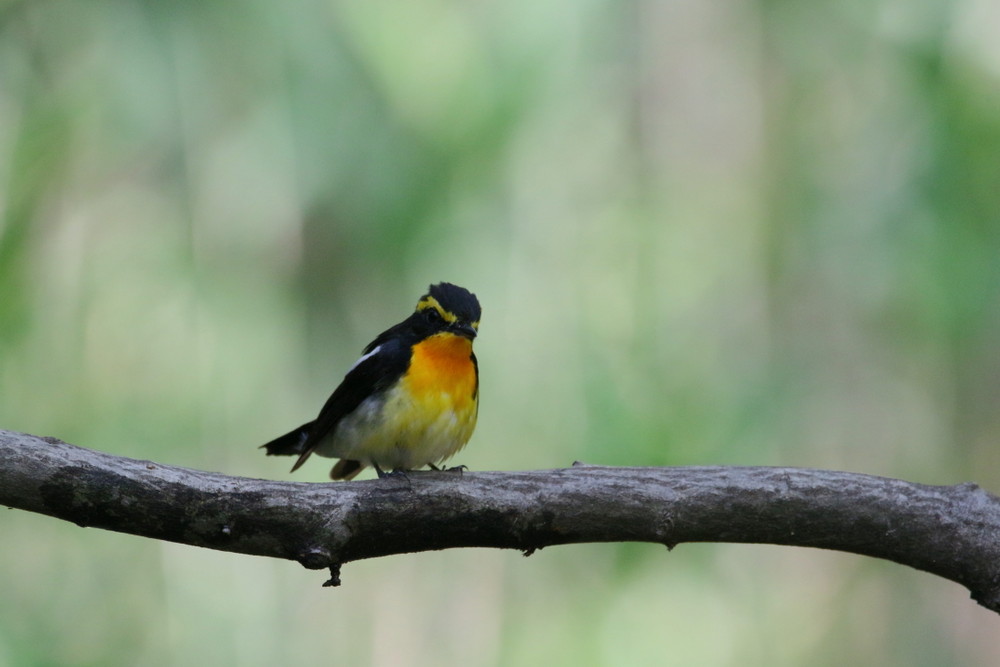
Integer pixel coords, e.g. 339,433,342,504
3,429,1000,611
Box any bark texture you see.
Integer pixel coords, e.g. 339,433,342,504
2,429,999,611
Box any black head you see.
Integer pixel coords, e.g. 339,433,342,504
413,282,481,339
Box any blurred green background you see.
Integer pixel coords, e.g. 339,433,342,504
2,0,999,664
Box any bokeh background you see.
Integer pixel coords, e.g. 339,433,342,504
2,0,1000,664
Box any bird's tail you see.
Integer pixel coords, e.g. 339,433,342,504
260,423,312,458
330,458,365,480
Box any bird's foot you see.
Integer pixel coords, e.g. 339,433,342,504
374,462,411,482
428,462,467,474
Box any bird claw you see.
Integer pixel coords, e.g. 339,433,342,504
374,462,411,482
427,462,467,475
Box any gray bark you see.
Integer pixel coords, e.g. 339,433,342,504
2,429,1000,612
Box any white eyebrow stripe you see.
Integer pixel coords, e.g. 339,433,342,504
348,344,382,372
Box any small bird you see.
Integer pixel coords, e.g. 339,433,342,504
261,282,481,480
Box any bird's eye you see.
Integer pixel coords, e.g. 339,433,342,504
425,308,443,322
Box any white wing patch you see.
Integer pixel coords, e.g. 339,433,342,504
348,345,382,372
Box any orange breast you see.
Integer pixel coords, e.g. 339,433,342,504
403,332,477,408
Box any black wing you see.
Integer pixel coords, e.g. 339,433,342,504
290,336,411,471
361,318,412,355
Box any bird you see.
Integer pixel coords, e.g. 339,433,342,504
261,282,481,480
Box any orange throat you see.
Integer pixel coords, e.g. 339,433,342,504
404,332,477,403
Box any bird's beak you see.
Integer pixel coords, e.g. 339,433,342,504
452,323,478,340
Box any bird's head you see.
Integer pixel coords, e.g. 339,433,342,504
413,282,481,340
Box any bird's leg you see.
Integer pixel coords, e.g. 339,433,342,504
428,462,466,474
374,461,411,484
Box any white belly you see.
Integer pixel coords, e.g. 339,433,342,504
313,383,477,470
